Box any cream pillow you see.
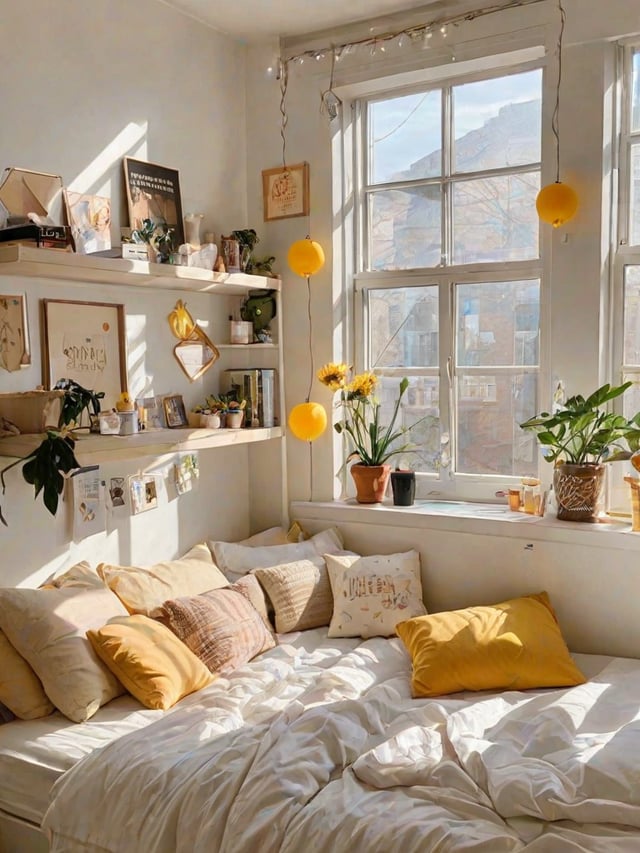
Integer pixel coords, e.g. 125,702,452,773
0,586,127,723
0,629,54,720
97,543,228,616
210,528,344,584
87,615,214,710
254,559,334,634
325,550,427,639
40,560,105,589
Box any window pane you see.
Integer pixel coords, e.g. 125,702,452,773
369,186,441,270
456,373,538,475
624,266,640,366
369,91,442,184
452,172,540,263
630,143,640,246
376,375,441,473
369,286,439,368
453,70,542,172
632,50,640,132
456,280,540,367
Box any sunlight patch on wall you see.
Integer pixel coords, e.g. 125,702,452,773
67,122,149,194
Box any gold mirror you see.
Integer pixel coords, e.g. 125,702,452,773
168,300,219,382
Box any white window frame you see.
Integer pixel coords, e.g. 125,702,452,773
353,59,544,502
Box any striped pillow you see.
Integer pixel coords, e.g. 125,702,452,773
159,581,275,675
254,559,334,634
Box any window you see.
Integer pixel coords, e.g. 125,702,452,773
356,65,543,497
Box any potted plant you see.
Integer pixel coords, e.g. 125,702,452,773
520,382,640,521
231,228,259,273
317,362,431,503
0,379,105,526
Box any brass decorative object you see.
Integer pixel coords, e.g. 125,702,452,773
167,300,219,382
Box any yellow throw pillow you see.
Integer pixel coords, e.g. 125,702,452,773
87,615,214,710
97,543,228,616
396,591,586,698
0,630,54,720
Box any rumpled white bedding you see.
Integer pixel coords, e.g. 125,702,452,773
41,629,640,852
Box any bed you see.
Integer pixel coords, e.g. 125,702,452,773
3,535,640,852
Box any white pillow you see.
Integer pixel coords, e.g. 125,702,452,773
0,586,127,722
210,528,344,584
325,550,427,639
238,526,290,547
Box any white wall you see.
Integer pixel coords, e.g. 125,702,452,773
0,0,283,584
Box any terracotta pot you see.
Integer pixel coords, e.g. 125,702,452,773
553,463,605,522
350,463,391,504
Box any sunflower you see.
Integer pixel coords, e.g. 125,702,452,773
317,362,349,391
348,372,377,399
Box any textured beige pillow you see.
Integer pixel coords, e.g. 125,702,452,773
87,615,214,710
40,560,105,589
97,543,228,616
0,629,54,720
254,559,334,633
159,582,275,675
209,528,344,584
325,551,427,639
0,586,127,723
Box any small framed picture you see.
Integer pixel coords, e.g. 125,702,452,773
163,394,188,428
262,162,310,221
220,236,241,272
129,474,159,515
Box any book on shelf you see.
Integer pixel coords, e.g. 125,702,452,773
0,223,73,250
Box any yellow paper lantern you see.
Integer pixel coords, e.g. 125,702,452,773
536,181,579,228
288,401,327,442
288,238,325,278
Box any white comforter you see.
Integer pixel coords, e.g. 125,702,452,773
42,630,640,852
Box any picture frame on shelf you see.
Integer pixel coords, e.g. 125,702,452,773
163,394,188,428
0,294,30,371
123,157,184,245
41,299,127,412
262,162,310,221
63,190,111,254
220,236,241,273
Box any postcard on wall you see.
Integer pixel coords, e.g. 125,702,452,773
0,294,30,371
71,467,106,541
174,453,199,495
106,475,129,517
64,190,112,254
123,157,184,244
42,299,127,412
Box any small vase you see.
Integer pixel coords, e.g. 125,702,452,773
390,470,416,506
184,213,204,248
225,410,244,429
201,412,221,429
350,463,391,504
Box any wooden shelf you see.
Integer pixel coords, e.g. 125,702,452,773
0,245,280,295
0,426,283,464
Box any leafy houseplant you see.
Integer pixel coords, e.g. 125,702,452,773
520,382,640,521
231,229,259,273
317,362,426,503
0,379,105,526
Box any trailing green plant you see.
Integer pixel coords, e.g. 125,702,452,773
520,382,640,465
0,379,105,526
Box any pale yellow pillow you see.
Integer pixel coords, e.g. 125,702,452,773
97,543,228,616
87,615,214,710
0,629,54,720
0,586,127,723
396,592,587,698
40,560,105,589
325,550,427,638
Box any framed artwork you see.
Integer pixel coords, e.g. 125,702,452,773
129,474,159,515
262,162,310,221
123,157,184,245
163,394,188,428
220,236,241,272
42,299,127,412
0,294,30,371
64,190,111,254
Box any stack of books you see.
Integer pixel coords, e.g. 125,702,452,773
0,223,72,251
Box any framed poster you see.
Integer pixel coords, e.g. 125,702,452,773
262,162,309,221
42,299,127,412
123,157,184,244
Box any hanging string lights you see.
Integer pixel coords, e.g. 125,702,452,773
535,0,579,228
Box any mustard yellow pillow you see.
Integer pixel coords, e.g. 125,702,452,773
396,591,586,698
87,615,214,710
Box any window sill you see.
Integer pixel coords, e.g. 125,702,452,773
291,499,640,552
